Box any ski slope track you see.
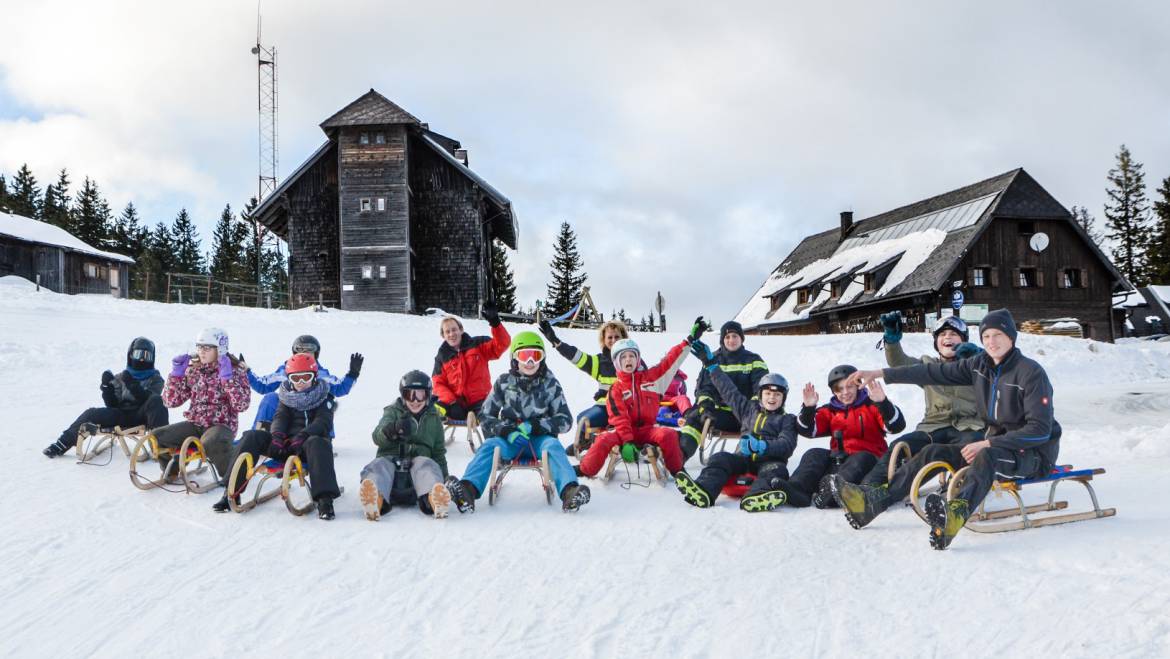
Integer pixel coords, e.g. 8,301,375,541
2,276,1168,658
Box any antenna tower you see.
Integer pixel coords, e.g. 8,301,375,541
252,10,278,201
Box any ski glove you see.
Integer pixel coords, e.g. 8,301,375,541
505,429,526,444
528,419,550,438
347,353,364,379
482,301,501,327
217,355,234,380
738,434,767,457
688,316,711,342
170,354,191,378
689,340,718,370
394,416,418,438
268,433,289,457
537,319,560,346
620,443,638,463
101,370,116,387
880,312,903,344
287,434,307,455
955,342,981,359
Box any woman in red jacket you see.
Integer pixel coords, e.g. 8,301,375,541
431,302,510,421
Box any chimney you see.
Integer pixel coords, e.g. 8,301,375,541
840,211,854,241
455,148,469,166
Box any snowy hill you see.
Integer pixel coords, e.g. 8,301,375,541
3,277,1169,657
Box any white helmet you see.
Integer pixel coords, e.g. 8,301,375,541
610,338,640,362
196,327,229,353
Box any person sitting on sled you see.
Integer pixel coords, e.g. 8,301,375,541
358,370,453,521
655,369,693,427
44,337,169,458
151,328,250,484
833,309,1062,550
241,334,362,432
443,331,589,513
674,338,797,512
214,353,341,520
858,313,985,488
678,320,768,460
777,364,906,509
432,301,510,422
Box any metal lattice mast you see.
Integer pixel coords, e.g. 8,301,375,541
252,16,278,201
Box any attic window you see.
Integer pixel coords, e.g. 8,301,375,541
1062,268,1084,288
1018,221,1035,236
972,267,988,287
359,132,369,145
830,279,847,300
1017,267,1038,288
769,292,786,312
360,198,372,212
375,132,385,145
863,273,877,293
797,288,811,306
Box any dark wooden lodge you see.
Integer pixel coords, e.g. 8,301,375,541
0,210,133,296
736,169,1130,341
253,89,519,315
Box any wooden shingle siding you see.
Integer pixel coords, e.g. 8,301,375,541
287,142,340,307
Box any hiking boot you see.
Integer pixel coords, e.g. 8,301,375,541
925,493,969,550
212,494,237,513
316,496,336,521
428,482,452,519
43,440,69,458
740,489,787,512
359,478,383,521
674,471,712,509
833,477,889,529
811,475,838,509
444,476,476,514
561,483,591,512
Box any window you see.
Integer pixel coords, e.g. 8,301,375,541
360,198,372,212
1018,221,1035,236
797,288,811,305
377,198,386,212
359,132,369,145
770,293,782,312
361,265,373,280
831,279,847,299
379,265,387,279
1018,267,1037,288
109,266,119,287
375,132,385,144
863,273,877,293
84,263,98,278
972,267,988,287
1062,268,1083,288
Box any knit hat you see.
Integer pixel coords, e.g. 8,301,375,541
720,320,744,342
979,309,1018,344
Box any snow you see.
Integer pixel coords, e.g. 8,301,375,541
0,210,135,264
1151,285,1170,304
4,286,1170,657
736,229,948,328
1047,321,1083,331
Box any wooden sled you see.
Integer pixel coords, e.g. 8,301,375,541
128,434,220,493
76,424,147,465
487,446,554,506
444,412,485,454
601,444,669,486
697,418,739,466
948,465,1116,533
226,451,345,516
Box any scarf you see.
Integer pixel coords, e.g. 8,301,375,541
277,379,329,411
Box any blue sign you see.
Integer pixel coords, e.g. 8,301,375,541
951,289,965,310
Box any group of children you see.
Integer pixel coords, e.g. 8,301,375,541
44,301,1061,549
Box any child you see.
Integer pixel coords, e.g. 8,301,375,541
655,370,692,427
44,337,168,458
444,331,589,513
215,353,341,520
674,338,798,512
359,370,452,520
432,302,510,421
242,334,362,432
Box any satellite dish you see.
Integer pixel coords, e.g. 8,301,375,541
1029,232,1050,253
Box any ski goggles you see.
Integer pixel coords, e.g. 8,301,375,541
402,388,429,403
288,371,316,385
292,340,319,354
129,348,154,362
514,348,545,365
934,315,968,334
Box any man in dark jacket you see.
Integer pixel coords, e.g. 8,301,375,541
835,309,1061,550
678,320,768,460
44,337,168,458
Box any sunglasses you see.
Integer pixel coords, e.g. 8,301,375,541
403,389,429,403
196,344,217,352
514,348,544,365
288,372,316,385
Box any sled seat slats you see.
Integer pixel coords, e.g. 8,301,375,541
1002,466,1106,488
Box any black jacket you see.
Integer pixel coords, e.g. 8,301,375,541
694,346,768,411
883,347,1060,469
102,369,164,412
709,367,798,463
272,394,336,440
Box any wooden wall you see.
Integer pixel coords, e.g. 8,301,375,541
0,237,128,296
286,143,340,308
0,237,58,291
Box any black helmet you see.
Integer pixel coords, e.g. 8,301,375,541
932,315,970,344
292,335,321,359
827,364,858,390
127,337,156,370
399,370,432,398
756,372,789,395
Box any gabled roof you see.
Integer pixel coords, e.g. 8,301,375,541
417,132,519,249
0,211,134,264
251,141,335,238
319,88,421,131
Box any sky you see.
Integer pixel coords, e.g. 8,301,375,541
2,1,1169,326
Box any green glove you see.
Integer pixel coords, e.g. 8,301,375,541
620,443,638,463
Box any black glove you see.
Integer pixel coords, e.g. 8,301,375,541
538,319,560,346
238,353,249,371
482,301,501,327
529,419,551,437
394,416,418,438
689,339,717,367
348,353,364,379
101,370,115,387
688,316,711,342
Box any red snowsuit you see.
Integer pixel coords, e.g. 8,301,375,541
432,324,511,408
579,339,690,476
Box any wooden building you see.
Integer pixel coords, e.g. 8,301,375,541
735,169,1130,341
1114,286,1170,337
0,210,133,296
252,89,519,315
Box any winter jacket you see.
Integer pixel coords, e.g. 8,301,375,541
371,399,448,477
162,358,251,433
606,340,690,442
479,364,574,441
102,368,164,412
709,367,798,463
272,385,336,440
885,342,982,433
796,389,906,458
432,324,511,407
248,363,355,397
694,346,768,413
883,347,1061,470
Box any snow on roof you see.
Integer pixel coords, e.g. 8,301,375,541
0,211,134,264
1114,290,1146,309
1151,285,1170,304
736,228,949,327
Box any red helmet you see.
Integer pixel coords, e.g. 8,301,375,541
285,353,319,376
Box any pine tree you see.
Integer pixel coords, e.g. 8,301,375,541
0,174,9,213
108,202,146,257
545,221,588,317
240,196,263,289
41,169,72,231
72,177,112,247
1149,176,1170,285
9,164,41,219
261,246,288,296
209,204,247,283
617,308,630,324
490,239,518,313
1070,205,1104,247
149,222,176,274
1104,145,1152,285
170,208,204,274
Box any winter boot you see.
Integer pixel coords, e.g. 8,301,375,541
925,493,969,550
811,475,839,509
211,493,239,513
444,476,476,514
674,471,713,509
739,489,787,513
316,496,336,521
428,482,452,519
43,440,69,458
359,478,383,521
561,483,591,512
833,476,890,529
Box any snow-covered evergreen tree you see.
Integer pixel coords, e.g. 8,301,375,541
1104,145,1152,285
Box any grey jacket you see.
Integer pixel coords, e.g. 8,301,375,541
885,342,982,433
479,364,574,440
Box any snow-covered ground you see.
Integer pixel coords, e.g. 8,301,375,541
3,276,1169,658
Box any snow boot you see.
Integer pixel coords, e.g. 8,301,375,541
317,496,336,521
925,493,969,550
560,483,591,512
739,489,787,512
811,475,839,509
833,477,889,529
428,482,452,519
43,440,69,458
674,471,713,509
211,493,238,513
359,478,383,521
444,476,476,514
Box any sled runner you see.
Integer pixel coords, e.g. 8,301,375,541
601,444,669,486
128,434,220,493
75,424,147,465
697,418,739,466
486,445,555,506
444,412,485,453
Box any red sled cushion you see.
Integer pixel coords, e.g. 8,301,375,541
721,473,755,498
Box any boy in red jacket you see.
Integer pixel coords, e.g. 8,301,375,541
783,364,905,508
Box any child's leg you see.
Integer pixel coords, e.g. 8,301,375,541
359,456,398,502
781,448,832,507
578,430,623,477
225,429,272,486
199,425,236,479
532,435,577,495
52,407,126,451
461,436,522,498
301,436,340,500
863,430,929,486
744,460,791,496
639,426,684,473
885,443,966,502
695,451,751,501
837,451,878,484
